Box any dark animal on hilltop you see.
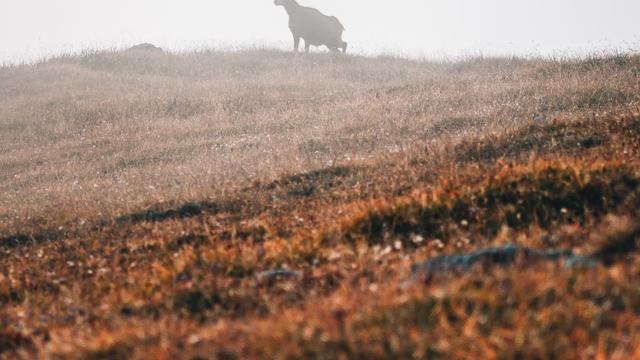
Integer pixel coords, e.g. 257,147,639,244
274,0,347,53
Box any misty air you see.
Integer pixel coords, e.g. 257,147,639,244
1,1,639,358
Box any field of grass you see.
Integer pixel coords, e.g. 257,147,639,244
1,49,639,359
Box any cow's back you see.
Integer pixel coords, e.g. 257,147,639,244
290,7,343,46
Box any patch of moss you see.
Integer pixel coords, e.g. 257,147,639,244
84,342,134,360
0,328,33,355
0,229,64,249
117,200,240,224
173,288,269,319
455,115,640,163
339,164,639,247
428,116,489,137
165,234,211,251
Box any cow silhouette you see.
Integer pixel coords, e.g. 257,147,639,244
274,0,347,53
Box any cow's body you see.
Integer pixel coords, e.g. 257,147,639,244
275,0,347,53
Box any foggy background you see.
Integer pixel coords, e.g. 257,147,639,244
2,0,639,64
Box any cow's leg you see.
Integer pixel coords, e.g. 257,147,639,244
341,41,348,54
304,40,311,53
293,35,300,52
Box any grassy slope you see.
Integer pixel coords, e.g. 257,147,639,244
1,50,640,359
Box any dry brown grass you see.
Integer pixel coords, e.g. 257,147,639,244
2,51,638,228
0,49,639,359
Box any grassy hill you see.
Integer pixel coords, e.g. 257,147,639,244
1,49,639,358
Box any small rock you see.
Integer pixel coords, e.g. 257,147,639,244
411,244,596,280
256,269,302,280
128,43,164,53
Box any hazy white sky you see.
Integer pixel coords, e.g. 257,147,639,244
1,0,639,63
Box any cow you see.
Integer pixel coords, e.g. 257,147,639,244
274,0,347,53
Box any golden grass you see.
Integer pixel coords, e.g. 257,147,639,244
1,49,639,359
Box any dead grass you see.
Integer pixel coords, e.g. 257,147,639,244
1,49,640,359
335,161,640,249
